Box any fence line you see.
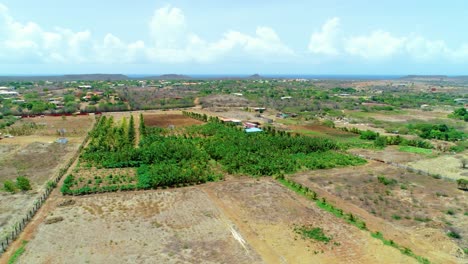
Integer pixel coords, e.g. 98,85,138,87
0,115,100,256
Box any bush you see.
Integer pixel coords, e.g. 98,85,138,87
377,175,397,185
294,226,331,243
16,176,32,191
374,136,387,148
4,180,17,193
447,230,461,239
360,130,379,140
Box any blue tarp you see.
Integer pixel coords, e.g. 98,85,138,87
245,127,263,133
56,138,68,144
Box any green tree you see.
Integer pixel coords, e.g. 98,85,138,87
128,115,136,145
16,176,32,191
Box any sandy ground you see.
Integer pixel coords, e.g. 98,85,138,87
292,162,467,263
201,178,416,264
15,188,263,264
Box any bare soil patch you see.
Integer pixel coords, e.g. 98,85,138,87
292,162,467,262
144,113,204,128
16,188,263,264
202,178,416,264
0,115,94,244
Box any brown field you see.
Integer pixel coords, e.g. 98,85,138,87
16,187,263,264
6,178,422,264
144,113,204,128
202,178,415,264
0,115,94,241
291,162,467,263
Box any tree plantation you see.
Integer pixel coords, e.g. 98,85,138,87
63,113,365,195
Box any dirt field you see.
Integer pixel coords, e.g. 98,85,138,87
350,147,468,180
355,109,450,123
349,146,429,163
16,188,263,264
291,162,467,263
144,113,204,128
407,152,468,181
202,178,416,264
0,115,94,242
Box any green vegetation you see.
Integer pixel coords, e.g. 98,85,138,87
16,176,32,191
8,240,28,264
398,146,433,154
449,107,468,122
3,180,17,193
276,176,367,230
371,232,430,264
2,177,32,193
407,123,465,142
447,230,461,239
457,178,468,191
294,226,331,243
67,113,363,194
377,175,397,186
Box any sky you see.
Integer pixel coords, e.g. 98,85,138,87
1,0,468,75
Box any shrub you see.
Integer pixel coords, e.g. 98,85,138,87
360,130,379,140
46,180,57,189
16,176,32,191
294,226,331,243
4,180,17,193
377,175,397,186
447,231,461,239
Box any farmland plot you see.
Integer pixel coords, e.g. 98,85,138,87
16,188,263,264
202,178,416,264
0,115,94,242
292,162,467,263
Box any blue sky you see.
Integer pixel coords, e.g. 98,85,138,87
1,0,468,75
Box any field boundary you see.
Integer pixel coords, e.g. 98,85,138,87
0,115,99,256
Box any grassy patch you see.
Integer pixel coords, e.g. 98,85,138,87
294,226,331,243
398,146,433,154
8,240,28,264
377,175,397,186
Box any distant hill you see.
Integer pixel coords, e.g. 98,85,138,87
142,74,192,80
247,74,263,79
400,75,448,80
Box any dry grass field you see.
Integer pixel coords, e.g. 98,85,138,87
9,178,421,264
0,115,94,241
291,162,467,263
16,187,263,264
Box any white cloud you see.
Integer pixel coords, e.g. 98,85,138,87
146,6,294,63
345,30,406,60
308,17,340,55
0,4,294,64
